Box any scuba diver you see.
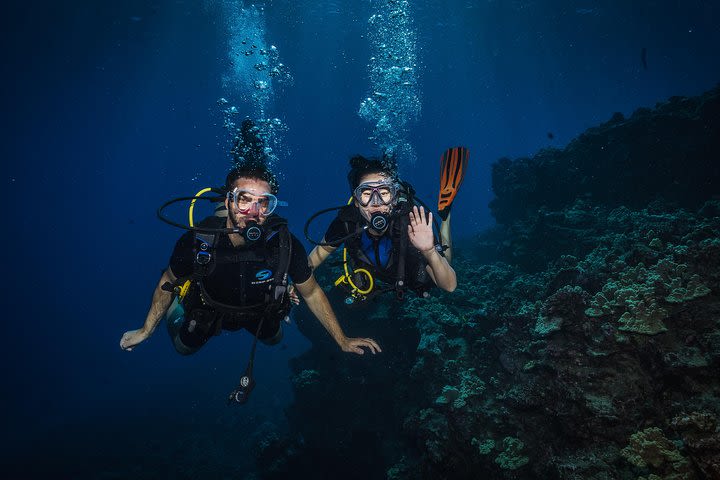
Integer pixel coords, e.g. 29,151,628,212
305,148,468,304
119,121,380,404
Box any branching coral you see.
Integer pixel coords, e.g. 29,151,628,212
494,436,529,470
435,368,486,409
471,437,495,455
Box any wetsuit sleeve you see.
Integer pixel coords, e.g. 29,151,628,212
168,231,195,278
288,234,312,284
323,216,347,245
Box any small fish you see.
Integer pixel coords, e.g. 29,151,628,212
547,132,554,140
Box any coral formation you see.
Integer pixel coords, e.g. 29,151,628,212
291,369,320,388
621,427,694,479
495,437,529,470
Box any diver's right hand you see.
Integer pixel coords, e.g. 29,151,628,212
120,328,149,351
288,284,300,305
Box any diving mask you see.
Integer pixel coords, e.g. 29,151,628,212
227,188,287,216
353,180,398,207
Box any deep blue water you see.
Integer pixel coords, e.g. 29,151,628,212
3,0,719,476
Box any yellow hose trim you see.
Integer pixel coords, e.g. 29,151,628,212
335,195,375,295
178,280,192,300
189,187,215,227
343,248,374,295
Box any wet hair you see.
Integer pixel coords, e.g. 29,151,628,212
226,119,279,193
347,154,398,192
225,164,279,194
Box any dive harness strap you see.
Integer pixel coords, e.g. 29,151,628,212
395,215,408,300
228,222,292,405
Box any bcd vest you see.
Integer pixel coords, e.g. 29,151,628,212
180,215,292,323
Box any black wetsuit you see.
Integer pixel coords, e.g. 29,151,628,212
324,205,435,296
168,221,311,352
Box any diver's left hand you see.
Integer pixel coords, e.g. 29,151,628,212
408,205,435,253
340,337,382,355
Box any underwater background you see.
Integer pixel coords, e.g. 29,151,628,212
3,0,720,478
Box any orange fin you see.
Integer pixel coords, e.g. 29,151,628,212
437,146,469,220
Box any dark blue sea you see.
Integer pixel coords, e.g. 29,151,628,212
4,1,720,479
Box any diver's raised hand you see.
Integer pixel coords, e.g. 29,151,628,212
120,328,150,351
339,337,382,355
408,205,435,253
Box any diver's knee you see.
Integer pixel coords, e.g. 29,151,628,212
170,310,215,355
172,334,201,355
260,324,283,346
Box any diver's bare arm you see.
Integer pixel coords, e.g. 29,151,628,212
120,268,177,350
295,274,382,355
143,268,177,334
308,243,337,269
423,249,457,292
295,275,347,345
440,212,453,264
131,270,175,336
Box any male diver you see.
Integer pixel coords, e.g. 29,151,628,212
120,149,380,403
306,149,467,303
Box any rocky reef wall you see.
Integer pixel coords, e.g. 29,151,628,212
490,86,720,226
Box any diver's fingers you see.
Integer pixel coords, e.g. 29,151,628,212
346,338,382,355
356,338,380,354
417,205,425,224
426,210,433,226
367,338,382,353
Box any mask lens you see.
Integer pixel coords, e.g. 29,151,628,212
356,187,373,206
235,192,254,211
354,182,396,206
377,186,393,204
228,189,279,216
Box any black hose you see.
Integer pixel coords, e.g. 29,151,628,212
303,205,366,247
157,195,241,234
